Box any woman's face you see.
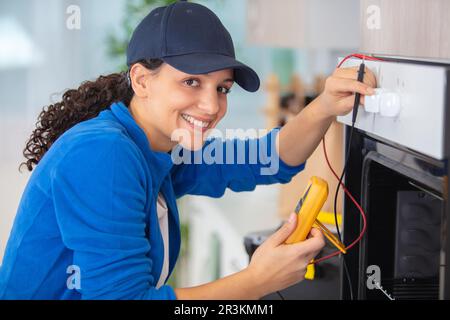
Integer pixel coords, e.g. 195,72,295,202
129,62,234,152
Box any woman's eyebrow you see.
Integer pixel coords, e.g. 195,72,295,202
199,73,234,84
222,78,234,84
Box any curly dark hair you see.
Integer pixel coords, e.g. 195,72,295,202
20,58,164,172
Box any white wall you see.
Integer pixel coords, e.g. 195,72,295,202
0,0,127,263
179,185,282,287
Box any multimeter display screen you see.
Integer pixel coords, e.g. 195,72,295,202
295,184,311,213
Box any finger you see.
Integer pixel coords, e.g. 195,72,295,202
334,66,377,88
264,213,297,247
363,68,377,88
309,227,324,238
333,66,359,78
329,77,375,96
292,228,326,254
335,94,366,113
307,227,322,239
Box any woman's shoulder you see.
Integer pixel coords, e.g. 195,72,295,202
44,110,143,169
62,109,127,141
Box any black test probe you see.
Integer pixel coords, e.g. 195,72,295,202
352,61,366,124
333,60,366,300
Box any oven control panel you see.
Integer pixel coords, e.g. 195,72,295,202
337,58,448,160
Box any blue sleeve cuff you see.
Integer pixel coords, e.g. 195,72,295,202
144,285,177,300
279,154,307,176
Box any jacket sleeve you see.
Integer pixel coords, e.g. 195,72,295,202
171,127,306,198
51,135,176,300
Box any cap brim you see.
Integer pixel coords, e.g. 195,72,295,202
162,53,260,92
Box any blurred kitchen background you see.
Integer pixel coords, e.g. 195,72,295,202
0,0,360,290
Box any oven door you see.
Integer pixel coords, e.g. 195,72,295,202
341,128,449,300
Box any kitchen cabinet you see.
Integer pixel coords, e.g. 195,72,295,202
360,0,450,60
246,0,360,49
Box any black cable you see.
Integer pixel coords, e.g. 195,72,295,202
333,126,354,300
333,61,366,300
276,290,285,300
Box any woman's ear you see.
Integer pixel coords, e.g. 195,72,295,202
129,63,151,98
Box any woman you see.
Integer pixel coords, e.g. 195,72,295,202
0,1,375,299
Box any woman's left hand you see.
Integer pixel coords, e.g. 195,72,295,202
317,66,377,118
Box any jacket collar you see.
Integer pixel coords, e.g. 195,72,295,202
109,101,174,190
109,102,181,279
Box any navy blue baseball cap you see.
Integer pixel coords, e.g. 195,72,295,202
126,1,260,92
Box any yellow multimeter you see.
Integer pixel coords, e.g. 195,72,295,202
285,176,347,254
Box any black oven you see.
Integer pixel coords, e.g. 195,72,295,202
339,58,450,300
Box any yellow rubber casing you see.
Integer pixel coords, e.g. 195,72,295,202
285,176,328,244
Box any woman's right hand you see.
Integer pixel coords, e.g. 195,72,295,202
246,213,326,297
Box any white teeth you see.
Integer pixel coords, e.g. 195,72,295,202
181,114,210,128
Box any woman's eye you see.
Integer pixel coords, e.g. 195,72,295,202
184,79,200,87
218,87,231,95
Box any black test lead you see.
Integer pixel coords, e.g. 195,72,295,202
352,59,366,124
333,57,366,300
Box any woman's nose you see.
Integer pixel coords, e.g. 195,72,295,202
197,90,220,115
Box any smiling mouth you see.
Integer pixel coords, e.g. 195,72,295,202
181,113,213,130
